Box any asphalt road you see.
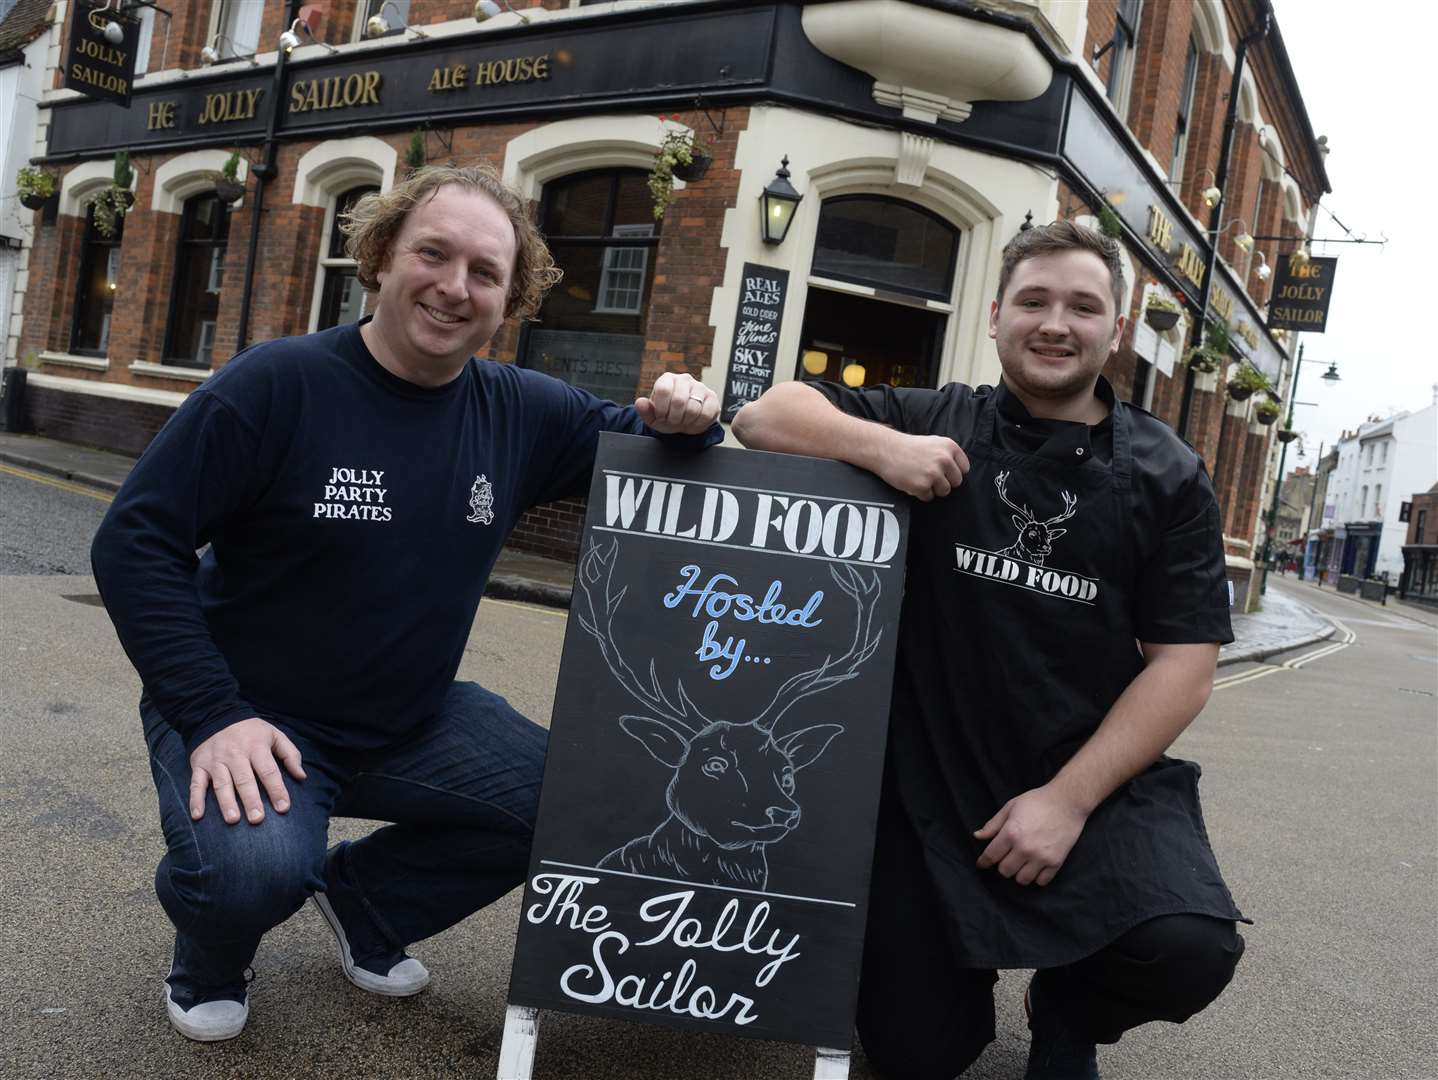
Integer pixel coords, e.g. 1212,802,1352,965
2,466,1435,1079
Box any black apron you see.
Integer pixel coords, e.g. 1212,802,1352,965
883,386,1246,970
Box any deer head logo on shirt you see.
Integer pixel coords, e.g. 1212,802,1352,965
573,538,881,890
995,471,1078,566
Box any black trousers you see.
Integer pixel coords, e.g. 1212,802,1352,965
856,792,1245,1080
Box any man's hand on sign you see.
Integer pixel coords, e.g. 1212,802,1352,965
973,784,1087,887
877,431,970,502
636,372,720,435
189,717,307,826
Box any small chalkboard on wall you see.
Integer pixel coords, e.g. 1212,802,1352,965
720,264,790,423
500,433,910,1079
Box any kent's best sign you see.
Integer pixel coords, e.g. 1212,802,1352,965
64,0,141,106
1266,255,1338,333
507,434,909,1051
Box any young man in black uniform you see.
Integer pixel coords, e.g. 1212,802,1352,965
91,165,721,1043
732,221,1245,1079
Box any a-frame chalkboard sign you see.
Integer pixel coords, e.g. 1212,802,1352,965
499,433,910,1079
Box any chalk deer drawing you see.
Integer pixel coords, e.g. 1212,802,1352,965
994,470,1078,566
573,538,882,890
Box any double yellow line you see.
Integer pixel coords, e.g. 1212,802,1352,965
0,462,115,503
1213,615,1357,690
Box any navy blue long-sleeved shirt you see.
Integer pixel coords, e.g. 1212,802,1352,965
91,322,719,751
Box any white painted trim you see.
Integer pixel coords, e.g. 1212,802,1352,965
1191,0,1227,54
153,150,250,215
293,136,396,206
25,371,189,407
59,160,123,218
502,115,673,202
129,361,212,382
39,350,109,371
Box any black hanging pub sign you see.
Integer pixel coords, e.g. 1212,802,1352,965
64,0,142,107
1266,255,1338,333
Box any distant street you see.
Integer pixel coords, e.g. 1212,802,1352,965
0,465,110,575
1,465,1435,1079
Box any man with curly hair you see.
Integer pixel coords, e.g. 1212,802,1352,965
91,165,722,1043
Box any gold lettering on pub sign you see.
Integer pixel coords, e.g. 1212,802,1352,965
473,54,550,87
428,63,468,91
147,100,177,130
70,62,128,97
1176,243,1204,288
289,71,382,113
1211,289,1233,321
198,88,264,125
1235,321,1259,349
1147,205,1174,252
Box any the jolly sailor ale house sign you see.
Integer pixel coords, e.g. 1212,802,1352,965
507,433,909,1053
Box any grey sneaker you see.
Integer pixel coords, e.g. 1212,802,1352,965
163,966,250,1042
311,892,429,996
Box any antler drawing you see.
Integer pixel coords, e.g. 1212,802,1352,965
995,471,1078,566
573,538,882,889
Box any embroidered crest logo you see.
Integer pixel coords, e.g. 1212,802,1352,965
466,474,495,525
994,470,1078,566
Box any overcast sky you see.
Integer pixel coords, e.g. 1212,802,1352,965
1267,0,1435,464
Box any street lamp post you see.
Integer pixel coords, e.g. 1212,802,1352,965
1260,342,1340,592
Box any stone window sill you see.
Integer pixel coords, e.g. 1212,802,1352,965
39,350,109,371
129,361,212,383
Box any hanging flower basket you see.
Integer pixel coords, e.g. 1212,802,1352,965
1253,401,1281,425
214,177,246,204
1184,346,1222,375
1145,306,1180,332
1276,428,1300,444
1226,362,1266,402
671,151,712,182
16,165,58,210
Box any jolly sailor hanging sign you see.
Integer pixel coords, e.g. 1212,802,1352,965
506,433,909,1050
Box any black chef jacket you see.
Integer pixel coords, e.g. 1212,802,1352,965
814,376,1247,969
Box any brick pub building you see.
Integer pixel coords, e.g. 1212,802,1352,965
8,0,1328,610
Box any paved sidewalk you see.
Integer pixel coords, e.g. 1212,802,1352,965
1,432,1347,661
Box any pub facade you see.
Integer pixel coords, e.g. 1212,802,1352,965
8,0,1329,608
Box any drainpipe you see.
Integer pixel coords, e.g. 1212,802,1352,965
1177,1,1272,442
236,0,303,351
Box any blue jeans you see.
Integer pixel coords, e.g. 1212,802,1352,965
142,681,547,992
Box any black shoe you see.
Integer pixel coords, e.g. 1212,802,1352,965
164,964,252,1042
313,842,429,997
1024,976,1099,1080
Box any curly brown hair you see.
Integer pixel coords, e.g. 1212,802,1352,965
996,219,1125,316
340,163,562,321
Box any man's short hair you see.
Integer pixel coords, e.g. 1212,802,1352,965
341,163,562,321
995,219,1125,316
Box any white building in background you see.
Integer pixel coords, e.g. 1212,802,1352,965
1330,402,1438,580
0,0,61,370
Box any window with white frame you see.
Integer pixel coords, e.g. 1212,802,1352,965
1380,441,1389,465
1170,37,1199,181
595,224,654,314
313,185,378,331
1102,0,1143,119
133,4,156,73
1374,484,1383,518
1360,485,1368,516
211,0,263,59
